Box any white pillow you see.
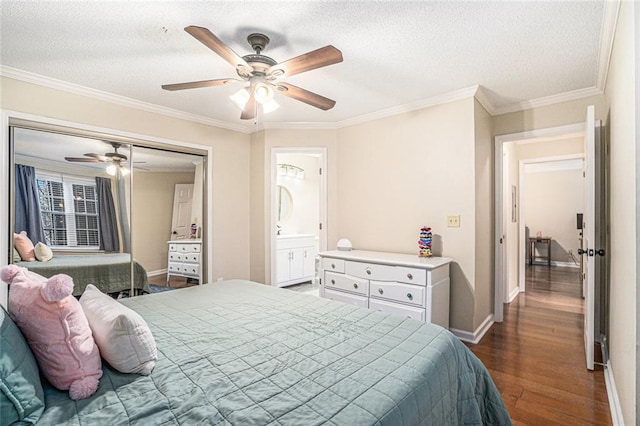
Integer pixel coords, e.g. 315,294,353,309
34,242,53,262
79,284,157,375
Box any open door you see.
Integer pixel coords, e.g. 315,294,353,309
171,184,194,240
582,105,596,371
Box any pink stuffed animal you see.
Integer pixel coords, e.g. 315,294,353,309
1,265,102,400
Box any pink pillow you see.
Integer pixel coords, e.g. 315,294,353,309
1,265,102,400
13,231,36,262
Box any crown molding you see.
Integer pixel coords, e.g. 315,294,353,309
493,86,603,116
334,85,481,128
0,65,253,134
473,86,497,115
596,0,621,91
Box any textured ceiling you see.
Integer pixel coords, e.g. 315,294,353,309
0,1,606,129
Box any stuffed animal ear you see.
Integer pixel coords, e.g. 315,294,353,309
42,274,74,302
0,264,20,283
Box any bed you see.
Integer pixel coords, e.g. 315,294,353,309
34,280,511,425
15,253,150,296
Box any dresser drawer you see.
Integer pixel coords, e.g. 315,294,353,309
181,263,200,276
369,298,425,321
322,258,345,273
324,271,368,296
168,243,178,252
183,253,200,263
178,243,201,253
344,262,426,285
168,262,182,273
369,280,426,308
168,252,181,261
325,288,368,308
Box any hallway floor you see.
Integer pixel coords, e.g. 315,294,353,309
466,266,612,425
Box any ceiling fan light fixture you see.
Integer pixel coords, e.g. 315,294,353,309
262,97,280,114
253,83,274,104
230,88,250,110
106,164,117,176
120,167,131,176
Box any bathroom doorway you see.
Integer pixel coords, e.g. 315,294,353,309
270,148,327,287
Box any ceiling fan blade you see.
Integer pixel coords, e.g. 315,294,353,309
240,95,257,120
65,157,102,163
162,78,240,91
269,45,343,78
185,26,250,69
275,83,336,110
84,153,109,162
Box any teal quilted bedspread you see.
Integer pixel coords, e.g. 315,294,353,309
37,280,511,425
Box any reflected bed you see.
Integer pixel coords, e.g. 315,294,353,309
15,253,150,296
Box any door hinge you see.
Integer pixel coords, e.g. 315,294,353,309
319,223,323,230
319,167,322,175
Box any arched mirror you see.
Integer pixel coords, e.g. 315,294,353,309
276,185,292,222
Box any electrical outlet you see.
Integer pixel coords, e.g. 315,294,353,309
447,215,460,228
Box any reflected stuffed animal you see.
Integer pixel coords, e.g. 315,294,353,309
1,265,102,400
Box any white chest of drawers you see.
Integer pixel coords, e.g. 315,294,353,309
167,240,202,284
319,250,452,328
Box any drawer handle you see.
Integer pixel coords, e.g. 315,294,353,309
331,263,336,269
331,279,336,285
407,273,413,280
407,293,413,300
353,283,358,289
378,288,384,295
365,268,372,275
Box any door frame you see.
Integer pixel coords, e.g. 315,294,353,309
494,122,585,321
270,147,328,287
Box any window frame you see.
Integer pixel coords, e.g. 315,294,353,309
36,170,101,251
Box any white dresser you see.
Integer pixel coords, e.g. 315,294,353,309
275,234,318,287
167,240,202,284
319,250,452,328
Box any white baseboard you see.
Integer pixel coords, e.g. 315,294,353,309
450,314,494,344
507,286,520,303
603,360,624,425
147,269,167,277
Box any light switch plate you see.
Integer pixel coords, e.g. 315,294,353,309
447,215,460,227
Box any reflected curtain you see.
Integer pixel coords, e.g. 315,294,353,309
14,164,46,244
96,177,120,252
115,169,130,252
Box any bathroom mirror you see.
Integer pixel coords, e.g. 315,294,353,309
276,185,292,221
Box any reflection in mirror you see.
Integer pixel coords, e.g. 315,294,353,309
276,185,292,222
131,146,204,289
11,128,136,296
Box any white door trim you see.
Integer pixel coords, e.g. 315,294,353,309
494,122,585,322
270,147,328,287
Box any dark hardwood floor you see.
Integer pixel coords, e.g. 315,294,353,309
466,266,612,425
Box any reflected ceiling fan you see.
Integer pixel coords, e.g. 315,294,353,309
65,142,145,176
162,26,343,120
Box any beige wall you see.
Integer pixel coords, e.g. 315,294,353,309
1,76,251,282
603,1,637,423
524,168,583,263
336,98,479,331
131,171,195,274
473,99,494,327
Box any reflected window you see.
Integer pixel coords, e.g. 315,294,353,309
36,171,100,248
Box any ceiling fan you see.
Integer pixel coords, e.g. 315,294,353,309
162,26,343,120
65,142,143,175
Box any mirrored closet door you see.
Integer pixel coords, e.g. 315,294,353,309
9,126,206,297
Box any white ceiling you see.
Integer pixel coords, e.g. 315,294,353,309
0,1,609,131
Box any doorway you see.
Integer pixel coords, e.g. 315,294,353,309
270,147,327,287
